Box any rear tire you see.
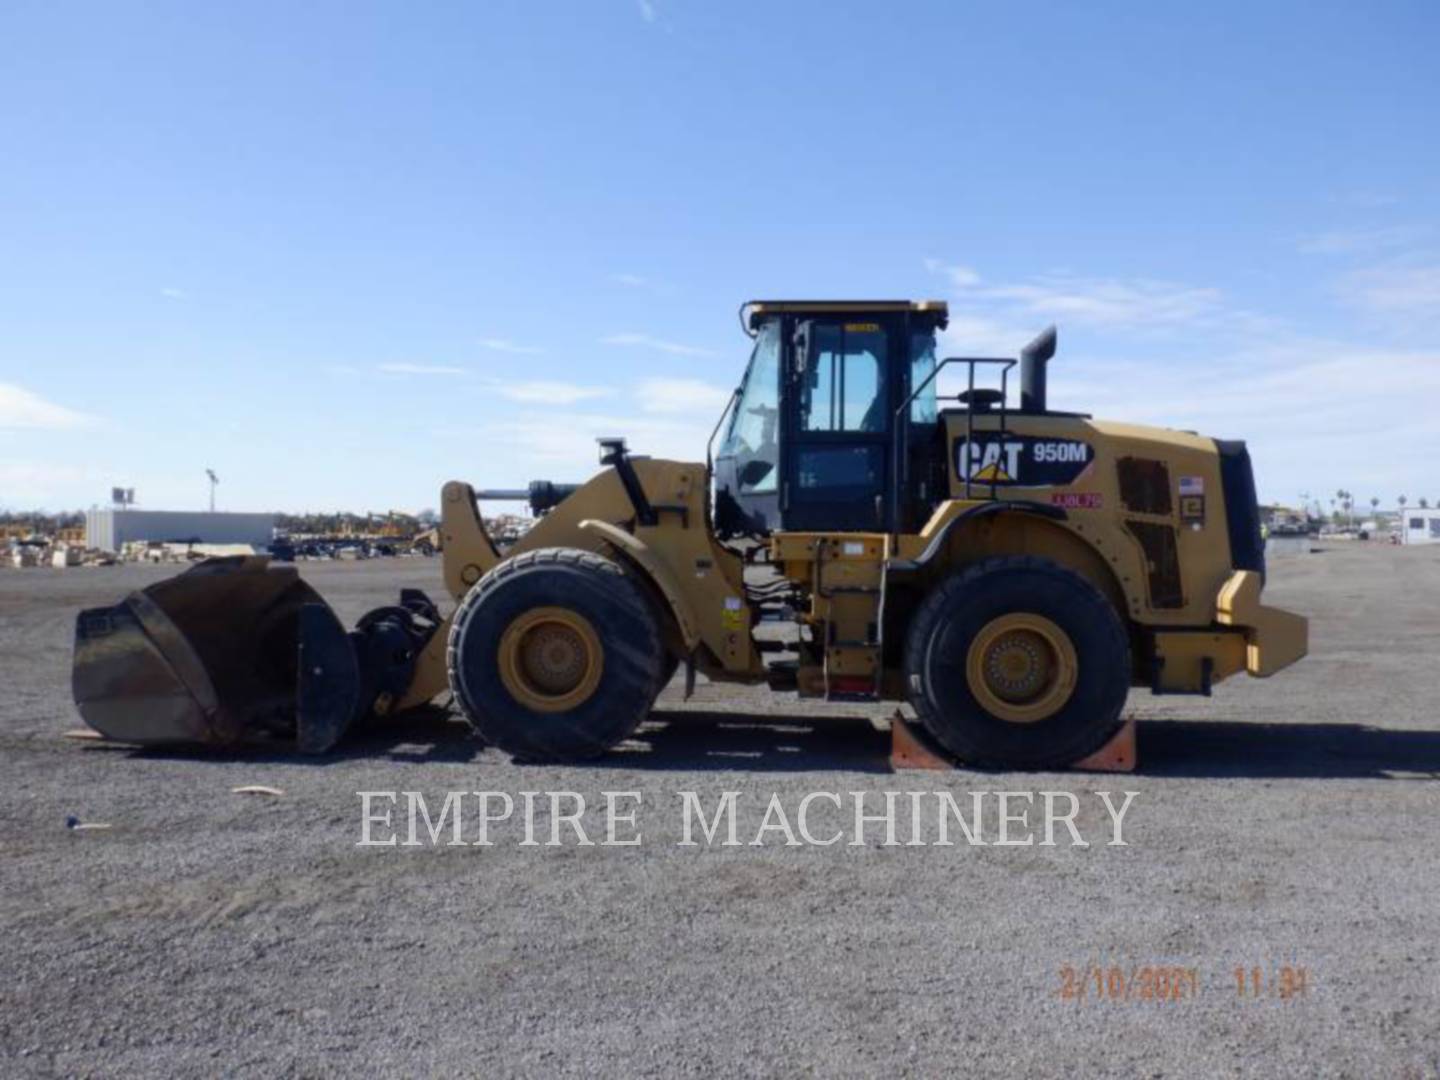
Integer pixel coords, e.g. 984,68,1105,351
447,547,662,761
904,556,1130,769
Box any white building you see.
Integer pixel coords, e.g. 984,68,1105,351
1400,508,1440,545
85,509,276,553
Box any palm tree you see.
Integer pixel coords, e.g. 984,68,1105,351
1421,498,1431,510
1337,489,1354,527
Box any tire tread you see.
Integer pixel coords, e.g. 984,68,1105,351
904,555,1130,769
446,546,661,760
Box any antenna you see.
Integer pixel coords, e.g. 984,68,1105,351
206,469,219,513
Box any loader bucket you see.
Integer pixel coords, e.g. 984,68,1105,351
72,556,340,748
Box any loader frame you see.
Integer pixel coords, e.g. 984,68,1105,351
70,298,1308,769
414,423,1304,715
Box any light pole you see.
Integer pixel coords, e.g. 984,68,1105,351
206,469,218,513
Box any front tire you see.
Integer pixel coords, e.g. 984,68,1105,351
904,556,1130,768
447,547,662,761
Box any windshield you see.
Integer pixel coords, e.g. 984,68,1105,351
719,318,781,493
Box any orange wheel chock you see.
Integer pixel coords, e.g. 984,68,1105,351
888,712,1136,773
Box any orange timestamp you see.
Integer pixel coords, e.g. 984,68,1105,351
1234,965,1309,1000
1059,965,1200,1002
1058,964,1311,1003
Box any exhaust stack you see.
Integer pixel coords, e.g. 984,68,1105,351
1020,325,1057,412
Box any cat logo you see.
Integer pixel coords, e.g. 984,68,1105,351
955,436,1094,487
963,441,1022,482
972,462,1012,482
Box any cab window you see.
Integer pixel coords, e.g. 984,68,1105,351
908,328,938,424
799,323,887,433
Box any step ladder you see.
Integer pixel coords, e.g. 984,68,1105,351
813,537,889,701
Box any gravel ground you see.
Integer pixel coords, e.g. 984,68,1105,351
2,543,1438,1077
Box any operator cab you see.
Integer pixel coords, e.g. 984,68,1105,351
713,300,949,537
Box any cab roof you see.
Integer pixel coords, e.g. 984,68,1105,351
743,300,949,332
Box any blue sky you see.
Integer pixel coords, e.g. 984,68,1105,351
1,0,1436,514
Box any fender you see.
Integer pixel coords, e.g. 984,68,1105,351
892,500,1132,622
577,519,702,652
888,500,1068,573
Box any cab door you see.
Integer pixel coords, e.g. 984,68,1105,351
782,317,897,531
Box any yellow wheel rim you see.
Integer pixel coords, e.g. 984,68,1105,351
965,613,1078,724
497,606,604,713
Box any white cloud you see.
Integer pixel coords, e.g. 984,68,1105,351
1332,191,1400,209
160,287,186,300
977,276,1223,328
636,378,732,414
602,332,716,357
0,461,98,508
1296,226,1427,256
1342,264,1440,314
923,258,981,288
478,338,544,355
922,257,1438,500
938,314,1037,358
433,379,731,484
497,381,611,406
925,259,1227,331
637,0,657,22
480,409,704,470
607,273,676,296
1042,339,1440,503
0,384,93,429
378,362,467,376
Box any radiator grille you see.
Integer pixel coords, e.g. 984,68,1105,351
1117,457,1173,516
1125,519,1184,609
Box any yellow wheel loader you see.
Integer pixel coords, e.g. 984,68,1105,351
72,301,1308,768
